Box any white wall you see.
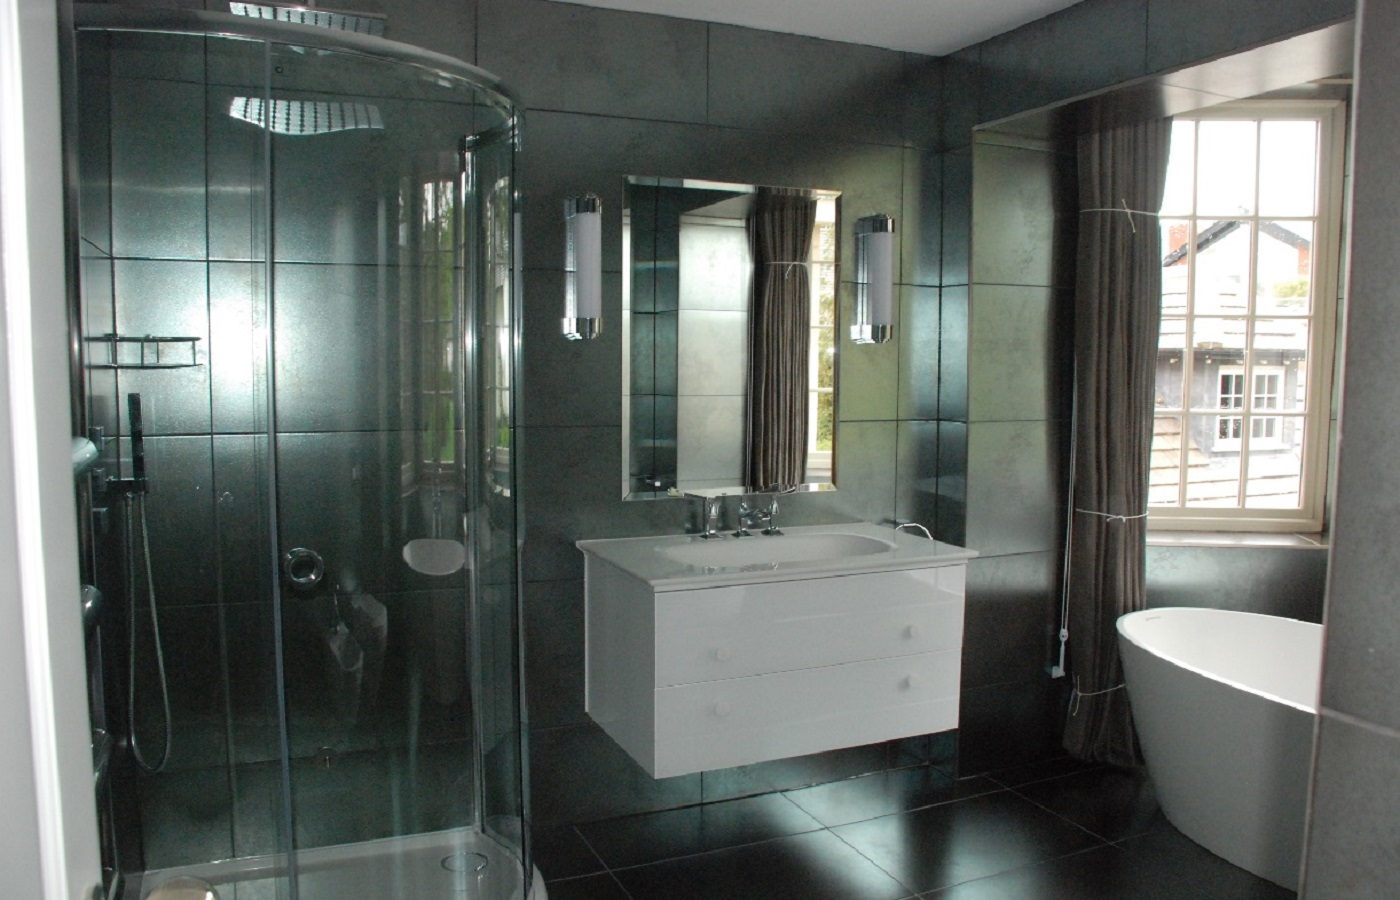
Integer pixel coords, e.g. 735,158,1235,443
0,0,102,895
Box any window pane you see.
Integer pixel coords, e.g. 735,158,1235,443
815,392,833,451
816,326,834,389
1189,320,1247,411
1258,120,1318,217
1193,220,1252,315
1196,120,1257,216
1161,121,1196,216
1149,416,1185,506
816,284,836,326
1245,415,1306,508
1185,421,1242,506
1160,218,1190,313
1253,320,1309,412
1256,221,1313,315
1155,340,1185,409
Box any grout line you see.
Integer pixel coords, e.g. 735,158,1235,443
1001,782,1117,846
824,825,925,899
568,824,612,877
605,868,637,900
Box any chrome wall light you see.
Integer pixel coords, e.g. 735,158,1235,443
563,194,602,340
852,214,895,344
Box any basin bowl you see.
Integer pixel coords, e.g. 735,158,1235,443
660,532,894,568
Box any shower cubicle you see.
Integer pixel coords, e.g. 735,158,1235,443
67,5,532,898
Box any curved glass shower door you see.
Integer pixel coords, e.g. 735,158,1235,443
71,11,526,900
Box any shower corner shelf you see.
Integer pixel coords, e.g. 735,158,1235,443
85,333,201,370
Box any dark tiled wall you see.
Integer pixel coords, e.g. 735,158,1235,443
957,134,1076,774
1303,1,1400,894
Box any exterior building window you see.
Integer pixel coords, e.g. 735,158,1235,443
1149,102,1343,531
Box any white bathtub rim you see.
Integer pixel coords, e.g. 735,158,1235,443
1116,607,1320,715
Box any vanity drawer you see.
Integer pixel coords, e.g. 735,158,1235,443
654,566,965,687
650,650,961,778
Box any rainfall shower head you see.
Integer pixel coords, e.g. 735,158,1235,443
229,96,384,136
229,1,386,36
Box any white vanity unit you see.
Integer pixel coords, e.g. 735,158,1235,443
577,523,975,778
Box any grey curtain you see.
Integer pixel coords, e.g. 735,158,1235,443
745,188,816,490
1062,118,1172,766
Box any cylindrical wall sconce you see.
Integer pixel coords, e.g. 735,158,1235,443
852,214,895,345
564,193,602,340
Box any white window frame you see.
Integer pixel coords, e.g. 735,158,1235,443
1149,100,1344,533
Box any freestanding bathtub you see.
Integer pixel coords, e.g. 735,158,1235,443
1117,607,1323,891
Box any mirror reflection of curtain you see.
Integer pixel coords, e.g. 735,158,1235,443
745,188,816,490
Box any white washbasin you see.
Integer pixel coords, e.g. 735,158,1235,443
660,532,894,568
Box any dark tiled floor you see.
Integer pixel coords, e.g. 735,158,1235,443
539,759,1296,899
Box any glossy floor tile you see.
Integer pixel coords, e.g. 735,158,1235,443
613,830,914,900
577,792,824,870
541,759,1296,900
830,789,1103,893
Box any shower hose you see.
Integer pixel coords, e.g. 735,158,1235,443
126,492,172,773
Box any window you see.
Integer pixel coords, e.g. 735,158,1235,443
805,196,838,483
1149,102,1344,531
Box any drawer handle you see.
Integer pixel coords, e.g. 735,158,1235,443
713,701,732,717
904,623,924,639
713,647,733,662
902,674,919,690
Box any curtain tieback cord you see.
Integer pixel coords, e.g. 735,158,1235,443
1079,198,1159,233
1068,675,1126,716
1074,507,1148,523
765,261,809,279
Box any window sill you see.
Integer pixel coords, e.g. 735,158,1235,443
1145,530,1328,550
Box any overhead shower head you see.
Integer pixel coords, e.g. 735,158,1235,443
229,1,386,36
228,96,384,136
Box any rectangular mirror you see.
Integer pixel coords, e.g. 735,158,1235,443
622,176,840,500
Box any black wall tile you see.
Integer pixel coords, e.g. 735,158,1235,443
941,47,981,151
898,285,941,420
529,723,702,829
961,551,1060,689
970,139,1064,289
521,268,623,429
935,419,968,547
963,420,1064,557
519,424,624,583
381,0,477,64
979,0,1148,125
967,284,1067,423
477,0,708,122
831,420,898,525
524,580,588,730
895,420,938,530
1302,713,1400,898
708,25,909,146
958,678,1069,775
1146,545,1328,622
901,147,943,288
1146,0,1355,76
941,149,973,287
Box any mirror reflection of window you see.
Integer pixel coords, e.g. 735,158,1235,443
806,197,838,484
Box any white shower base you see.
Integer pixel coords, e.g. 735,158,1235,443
137,826,547,900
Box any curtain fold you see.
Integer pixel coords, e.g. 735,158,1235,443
1062,118,1172,766
745,188,816,491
